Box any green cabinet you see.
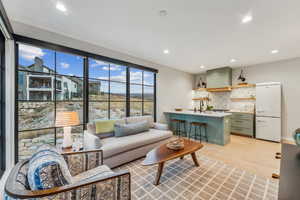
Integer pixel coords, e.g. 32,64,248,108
230,112,254,137
206,67,232,88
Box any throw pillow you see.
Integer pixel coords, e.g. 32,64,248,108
94,119,126,138
84,132,102,150
114,120,150,137
27,145,72,190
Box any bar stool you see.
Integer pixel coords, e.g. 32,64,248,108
170,119,187,137
189,122,208,143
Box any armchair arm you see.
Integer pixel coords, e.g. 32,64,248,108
6,161,131,200
61,149,103,176
154,122,169,130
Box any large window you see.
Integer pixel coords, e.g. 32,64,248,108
0,31,5,177
16,41,157,161
130,69,155,116
17,44,84,160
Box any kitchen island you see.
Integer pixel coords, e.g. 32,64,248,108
164,111,232,145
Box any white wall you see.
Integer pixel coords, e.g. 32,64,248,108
232,58,300,140
11,21,194,123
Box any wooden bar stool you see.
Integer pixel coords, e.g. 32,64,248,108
170,119,187,137
189,122,208,143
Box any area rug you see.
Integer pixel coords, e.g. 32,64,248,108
117,152,278,200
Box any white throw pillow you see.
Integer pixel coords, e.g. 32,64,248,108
84,132,102,150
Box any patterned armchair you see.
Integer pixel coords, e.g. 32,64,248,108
5,149,131,200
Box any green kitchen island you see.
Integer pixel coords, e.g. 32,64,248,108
164,111,232,145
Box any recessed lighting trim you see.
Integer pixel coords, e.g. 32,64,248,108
242,15,253,24
56,2,67,12
200,65,205,69
230,59,237,63
271,49,279,54
163,49,169,54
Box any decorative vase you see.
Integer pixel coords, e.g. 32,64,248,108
293,128,300,147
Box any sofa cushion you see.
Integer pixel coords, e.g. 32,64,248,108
71,165,114,183
28,145,72,190
101,129,173,158
114,121,149,137
126,116,154,128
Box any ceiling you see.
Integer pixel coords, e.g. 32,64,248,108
3,0,300,73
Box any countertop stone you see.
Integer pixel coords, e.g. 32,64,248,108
164,111,232,118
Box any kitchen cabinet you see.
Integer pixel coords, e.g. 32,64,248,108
230,112,254,137
206,67,232,88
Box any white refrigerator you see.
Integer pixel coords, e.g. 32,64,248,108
255,82,281,142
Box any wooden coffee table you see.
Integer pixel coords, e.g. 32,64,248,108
142,138,203,185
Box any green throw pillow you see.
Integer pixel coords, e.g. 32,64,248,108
95,120,115,135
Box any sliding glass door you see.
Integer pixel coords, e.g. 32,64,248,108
0,31,5,178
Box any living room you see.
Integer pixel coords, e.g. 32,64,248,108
1,1,300,200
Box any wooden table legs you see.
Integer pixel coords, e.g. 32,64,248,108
191,152,200,166
154,153,200,185
154,162,165,185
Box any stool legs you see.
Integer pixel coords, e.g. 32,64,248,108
205,126,208,142
189,122,208,143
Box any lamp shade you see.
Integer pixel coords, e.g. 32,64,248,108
55,111,80,127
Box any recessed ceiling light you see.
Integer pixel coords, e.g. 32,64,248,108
56,2,67,12
271,49,279,54
242,15,253,24
200,65,205,69
159,10,168,17
163,49,169,54
230,59,237,63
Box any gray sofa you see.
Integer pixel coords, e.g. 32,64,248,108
87,116,173,168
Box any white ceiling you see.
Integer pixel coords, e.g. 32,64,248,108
3,0,300,73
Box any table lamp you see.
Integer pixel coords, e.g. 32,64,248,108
55,111,80,149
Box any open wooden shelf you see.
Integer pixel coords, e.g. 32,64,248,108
206,87,232,92
231,84,256,89
193,84,256,93
230,97,256,101
192,97,209,101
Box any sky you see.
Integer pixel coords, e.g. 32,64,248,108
18,43,154,93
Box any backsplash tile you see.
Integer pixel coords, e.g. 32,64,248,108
193,87,256,113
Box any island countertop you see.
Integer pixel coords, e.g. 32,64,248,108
164,110,232,118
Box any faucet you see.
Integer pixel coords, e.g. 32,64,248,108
199,100,204,112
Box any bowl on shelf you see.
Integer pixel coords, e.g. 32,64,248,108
175,108,183,112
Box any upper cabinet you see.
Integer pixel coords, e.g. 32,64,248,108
206,67,232,88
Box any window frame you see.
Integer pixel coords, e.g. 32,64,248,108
14,35,157,162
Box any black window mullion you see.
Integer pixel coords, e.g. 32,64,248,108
83,57,88,126
108,64,111,119
154,73,157,122
54,51,57,145
126,67,130,117
14,42,19,163
142,71,144,115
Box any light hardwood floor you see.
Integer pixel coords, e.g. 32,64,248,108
199,135,282,179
